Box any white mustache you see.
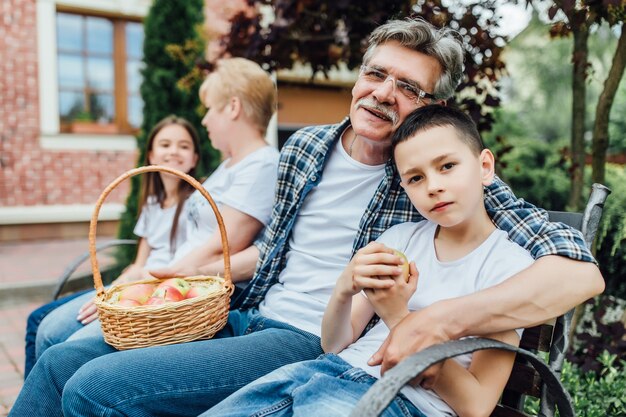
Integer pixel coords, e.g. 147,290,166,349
356,98,399,125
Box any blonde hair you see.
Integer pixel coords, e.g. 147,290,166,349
199,58,277,135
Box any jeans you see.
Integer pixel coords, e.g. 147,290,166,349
202,354,425,417
35,290,98,360
9,308,323,417
24,290,90,378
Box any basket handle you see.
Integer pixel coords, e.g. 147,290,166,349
89,165,231,298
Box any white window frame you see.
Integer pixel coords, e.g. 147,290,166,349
36,0,150,151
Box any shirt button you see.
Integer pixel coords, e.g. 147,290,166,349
311,175,317,182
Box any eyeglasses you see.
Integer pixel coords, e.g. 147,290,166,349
359,65,436,104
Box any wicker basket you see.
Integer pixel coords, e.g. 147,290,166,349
89,165,234,350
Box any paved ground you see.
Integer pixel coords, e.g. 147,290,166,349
0,298,44,416
0,237,115,416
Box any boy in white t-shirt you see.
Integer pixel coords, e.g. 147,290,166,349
201,105,534,417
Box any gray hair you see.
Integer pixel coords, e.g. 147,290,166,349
363,18,465,100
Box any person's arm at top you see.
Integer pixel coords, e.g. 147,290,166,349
370,177,604,383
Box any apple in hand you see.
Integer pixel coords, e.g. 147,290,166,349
152,286,184,302
393,250,410,283
157,278,191,297
119,283,157,304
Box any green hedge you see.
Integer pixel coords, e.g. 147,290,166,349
525,353,626,417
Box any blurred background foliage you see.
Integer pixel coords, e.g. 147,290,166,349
483,8,626,300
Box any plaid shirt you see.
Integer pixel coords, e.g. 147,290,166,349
233,118,594,310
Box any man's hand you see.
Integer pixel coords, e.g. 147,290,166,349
368,302,453,389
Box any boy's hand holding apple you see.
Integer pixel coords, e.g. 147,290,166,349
365,261,418,329
336,242,407,301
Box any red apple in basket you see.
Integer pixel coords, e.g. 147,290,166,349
117,299,141,307
186,285,213,299
119,283,157,305
152,286,184,302
157,278,191,297
145,297,166,306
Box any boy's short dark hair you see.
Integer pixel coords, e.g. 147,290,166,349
391,105,485,156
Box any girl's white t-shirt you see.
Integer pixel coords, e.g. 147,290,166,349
133,197,188,269
259,137,387,336
338,220,534,417
172,145,279,262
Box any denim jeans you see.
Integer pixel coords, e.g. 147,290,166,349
202,353,425,417
35,290,103,360
9,308,323,417
24,290,90,378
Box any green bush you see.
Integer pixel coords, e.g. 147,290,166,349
489,136,571,211
525,353,626,417
568,295,626,374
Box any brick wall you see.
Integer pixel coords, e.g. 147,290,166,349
0,0,136,209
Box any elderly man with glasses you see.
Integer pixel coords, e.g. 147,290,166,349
10,17,602,417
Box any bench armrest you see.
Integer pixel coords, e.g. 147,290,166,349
349,338,574,417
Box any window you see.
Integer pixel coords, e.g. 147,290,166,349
56,12,144,134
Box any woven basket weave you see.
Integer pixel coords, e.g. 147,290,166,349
90,165,234,350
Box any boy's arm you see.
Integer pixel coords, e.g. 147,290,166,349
321,242,403,353
432,330,520,417
322,292,374,353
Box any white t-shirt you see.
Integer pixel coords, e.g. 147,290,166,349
259,137,387,336
133,197,187,269
173,146,279,262
338,220,534,417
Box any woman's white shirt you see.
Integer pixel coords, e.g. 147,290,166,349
173,145,279,262
133,197,188,268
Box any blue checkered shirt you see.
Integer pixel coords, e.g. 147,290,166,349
233,118,594,310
